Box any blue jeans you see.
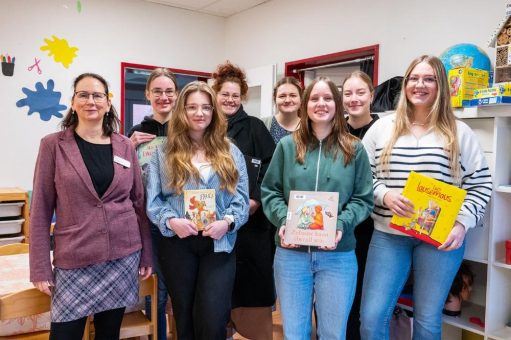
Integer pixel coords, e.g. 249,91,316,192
360,230,465,340
274,247,357,340
145,225,168,340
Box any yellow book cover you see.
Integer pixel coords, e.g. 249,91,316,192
184,189,216,231
389,172,467,246
285,190,339,247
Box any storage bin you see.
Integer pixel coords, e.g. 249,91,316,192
0,218,25,235
0,234,25,246
0,202,24,217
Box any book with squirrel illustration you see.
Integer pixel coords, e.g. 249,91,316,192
284,190,339,247
184,189,216,231
389,171,467,247
137,137,166,183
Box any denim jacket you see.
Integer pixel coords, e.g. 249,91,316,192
146,143,249,253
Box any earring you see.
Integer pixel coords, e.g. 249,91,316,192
72,110,76,115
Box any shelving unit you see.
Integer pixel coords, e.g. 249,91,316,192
440,105,511,340
0,187,29,244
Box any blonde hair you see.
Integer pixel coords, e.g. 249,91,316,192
164,81,239,194
379,55,460,182
294,77,357,165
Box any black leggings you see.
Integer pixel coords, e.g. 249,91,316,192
49,307,126,340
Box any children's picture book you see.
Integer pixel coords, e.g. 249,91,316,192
137,137,166,182
389,171,467,247
184,189,216,231
285,190,339,247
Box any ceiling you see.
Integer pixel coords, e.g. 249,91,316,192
144,0,272,17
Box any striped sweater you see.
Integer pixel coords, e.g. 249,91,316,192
362,114,492,235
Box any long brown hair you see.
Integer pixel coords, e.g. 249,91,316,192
294,77,357,165
378,55,460,182
61,73,120,136
164,81,239,194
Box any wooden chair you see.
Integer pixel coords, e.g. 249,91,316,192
0,288,51,340
88,274,158,339
0,243,29,256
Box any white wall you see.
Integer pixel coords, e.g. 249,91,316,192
225,0,506,82
0,0,225,189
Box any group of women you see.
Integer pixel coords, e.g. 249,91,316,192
29,54,492,340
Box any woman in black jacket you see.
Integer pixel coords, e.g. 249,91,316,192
212,61,276,340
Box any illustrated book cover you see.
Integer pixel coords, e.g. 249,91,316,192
184,189,216,231
136,137,166,182
389,171,467,247
285,190,339,247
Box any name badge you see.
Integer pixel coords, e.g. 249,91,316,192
114,155,131,168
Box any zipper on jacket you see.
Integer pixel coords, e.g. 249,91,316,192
309,139,323,254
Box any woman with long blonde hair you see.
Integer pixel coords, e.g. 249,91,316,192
360,55,492,340
146,81,249,340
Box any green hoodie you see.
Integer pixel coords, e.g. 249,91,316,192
261,135,374,252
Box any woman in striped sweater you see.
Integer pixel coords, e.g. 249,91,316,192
360,55,492,340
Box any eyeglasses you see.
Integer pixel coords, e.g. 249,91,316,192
406,76,437,86
74,91,108,103
219,92,241,101
150,88,176,97
185,104,213,114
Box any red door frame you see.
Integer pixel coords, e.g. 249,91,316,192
284,44,379,87
120,62,211,134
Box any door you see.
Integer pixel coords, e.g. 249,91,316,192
244,64,277,119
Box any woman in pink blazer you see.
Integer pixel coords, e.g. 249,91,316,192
29,73,152,340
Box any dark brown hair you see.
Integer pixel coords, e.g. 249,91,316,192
273,76,304,103
60,73,120,136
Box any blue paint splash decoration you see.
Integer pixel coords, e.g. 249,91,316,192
16,79,67,121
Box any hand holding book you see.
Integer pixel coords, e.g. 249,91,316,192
167,218,199,238
438,222,466,252
383,190,415,218
203,220,229,240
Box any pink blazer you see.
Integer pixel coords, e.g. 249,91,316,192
29,129,152,282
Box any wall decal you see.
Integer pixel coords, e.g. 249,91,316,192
16,79,67,121
40,36,78,69
27,57,42,74
1,54,15,76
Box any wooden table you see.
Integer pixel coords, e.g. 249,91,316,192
0,253,50,336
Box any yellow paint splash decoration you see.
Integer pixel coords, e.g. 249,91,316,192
40,36,78,69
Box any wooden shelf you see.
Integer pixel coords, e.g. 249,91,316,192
0,187,29,243
442,302,486,336
455,105,511,118
487,326,511,340
495,185,511,193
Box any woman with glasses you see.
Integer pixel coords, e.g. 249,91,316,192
212,61,276,340
146,81,249,340
30,73,153,340
261,76,303,144
360,55,492,340
129,68,178,147
128,68,178,340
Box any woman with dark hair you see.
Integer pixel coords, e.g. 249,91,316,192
360,55,492,339
212,61,276,339
262,76,303,143
146,81,249,340
30,73,153,340
262,77,374,339
128,67,179,340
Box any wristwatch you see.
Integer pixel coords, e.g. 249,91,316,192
224,215,235,232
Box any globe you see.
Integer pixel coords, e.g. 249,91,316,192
439,43,491,77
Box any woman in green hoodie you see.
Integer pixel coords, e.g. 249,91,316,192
261,77,374,340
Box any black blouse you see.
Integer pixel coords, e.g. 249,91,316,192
74,132,113,198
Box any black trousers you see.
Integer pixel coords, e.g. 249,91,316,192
157,233,236,340
49,307,125,340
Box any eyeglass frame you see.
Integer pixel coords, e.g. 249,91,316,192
405,76,437,86
219,92,242,102
150,88,176,98
74,91,108,103
184,104,214,114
